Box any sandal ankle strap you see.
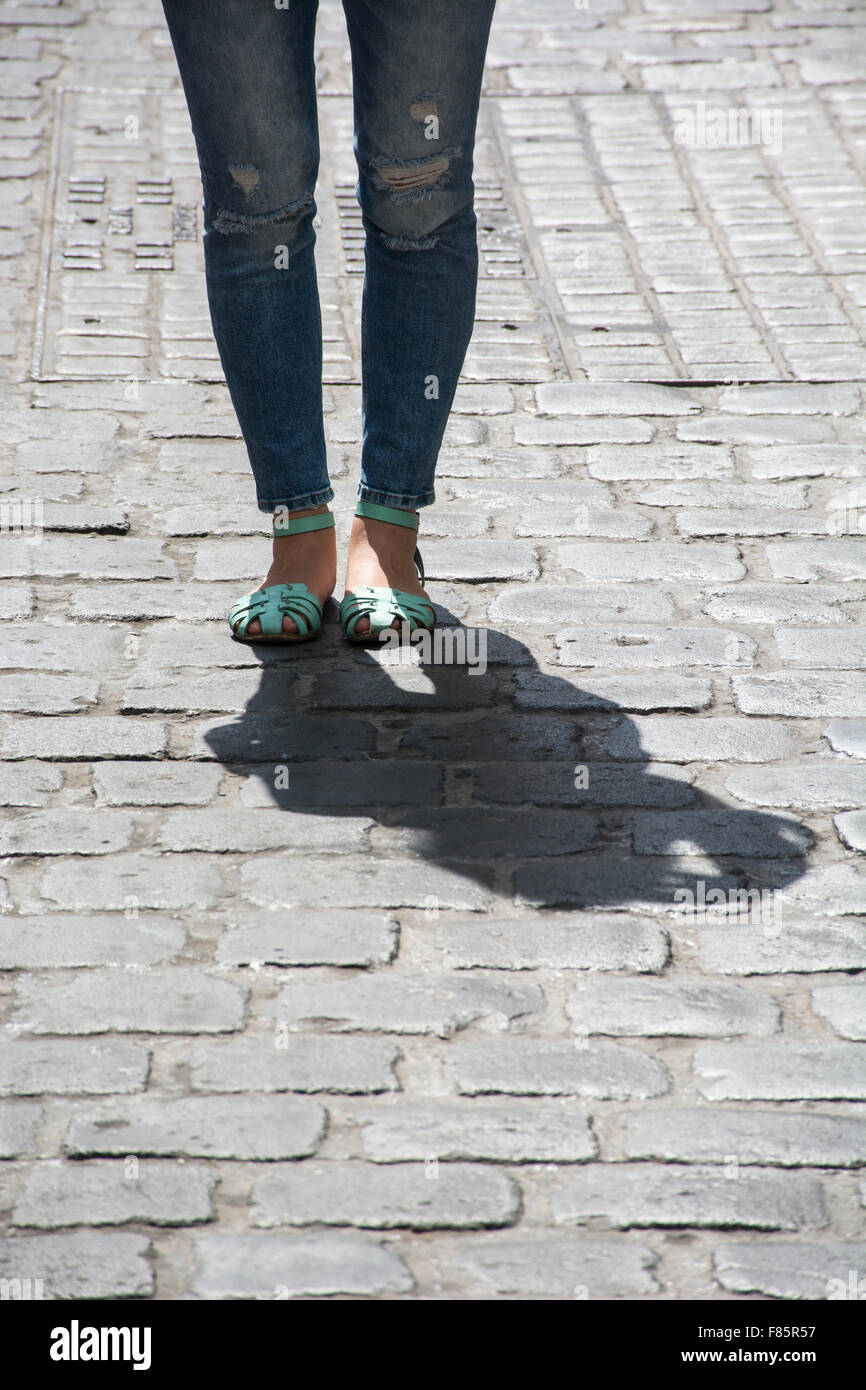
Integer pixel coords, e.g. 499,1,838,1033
273,508,335,537
356,500,419,531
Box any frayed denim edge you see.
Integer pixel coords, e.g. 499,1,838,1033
212,191,315,235
369,145,464,204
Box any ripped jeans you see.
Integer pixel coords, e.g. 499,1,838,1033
160,0,496,513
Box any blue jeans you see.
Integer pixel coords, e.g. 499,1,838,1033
160,0,496,513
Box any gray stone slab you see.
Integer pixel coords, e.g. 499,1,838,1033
66,1095,326,1160
0,1233,153,1299
251,1161,520,1230
192,1232,412,1298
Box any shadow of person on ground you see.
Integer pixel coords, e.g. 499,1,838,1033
202,612,810,914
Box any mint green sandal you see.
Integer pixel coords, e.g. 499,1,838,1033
340,501,435,644
228,509,334,644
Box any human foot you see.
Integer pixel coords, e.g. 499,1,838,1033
231,506,337,639
342,507,432,639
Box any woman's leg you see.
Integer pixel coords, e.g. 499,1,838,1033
161,0,335,633
341,0,496,624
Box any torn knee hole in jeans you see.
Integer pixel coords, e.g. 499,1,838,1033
212,187,314,235
409,91,444,122
370,146,462,203
228,163,261,197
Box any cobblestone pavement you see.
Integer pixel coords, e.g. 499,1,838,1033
1,0,865,1301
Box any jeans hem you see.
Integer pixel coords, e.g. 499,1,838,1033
256,486,334,514
358,486,435,511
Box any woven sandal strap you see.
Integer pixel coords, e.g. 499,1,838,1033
230,583,324,638
340,587,434,635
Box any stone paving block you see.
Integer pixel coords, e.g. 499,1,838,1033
215,910,397,968
557,625,755,669
13,1160,216,1229
632,809,811,857
703,583,856,625
395,807,597,858
694,918,866,976
20,537,177,580
238,760,443,808
0,809,134,855
514,670,712,712
835,809,866,852
448,1040,670,1100
0,1233,153,1300
778,631,866,672
726,764,866,809
824,721,866,757
567,977,779,1037
355,1098,597,1163
694,1043,866,1100
309,666,497,711
766,540,866,580
250,1161,521,1230
489,584,675,626
93,761,222,806
756,663,866,713
536,382,699,415
0,763,62,806
515,507,652,540
776,863,866,917
190,714,376,763
69,581,229,622
606,716,797,762
421,540,539,583
624,1108,866,1168
0,1101,42,1157
718,384,858,415
121,670,266,714
14,968,247,1036
439,1233,658,1297
192,1232,412,1298
1,716,166,760
0,1038,149,1097
0,584,34,620
745,445,864,480
465,760,696,808
515,856,742,912
676,508,826,537
514,418,654,446
39,854,225,911
66,1095,326,1160
714,1242,866,1300
0,627,124,671
184,1035,400,1094
436,914,668,972
0,914,185,969
401,713,580,761
156,808,372,854
586,443,733,480
549,1165,826,1231
678,417,835,445
269,973,542,1038
810,984,866,1041
557,541,745,582
638,481,807,509
445,479,612,509
0,673,98,714
239,855,489,911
